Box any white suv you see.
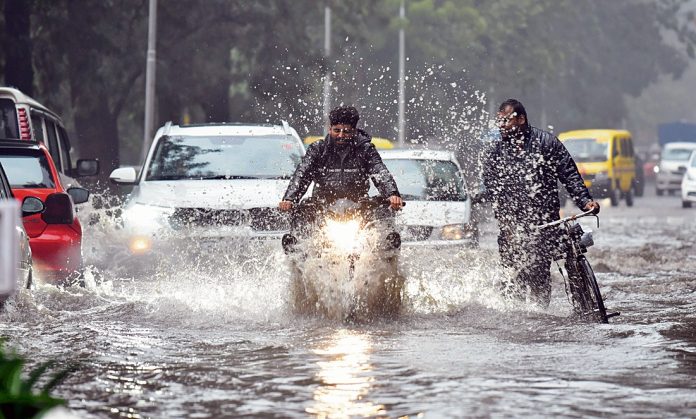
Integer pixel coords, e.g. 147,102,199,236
109,121,305,267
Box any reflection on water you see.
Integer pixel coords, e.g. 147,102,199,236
307,329,386,418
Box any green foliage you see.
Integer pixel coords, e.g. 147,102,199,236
1,1,695,167
0,341,75,419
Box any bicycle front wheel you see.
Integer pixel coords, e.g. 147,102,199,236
577,256,609,323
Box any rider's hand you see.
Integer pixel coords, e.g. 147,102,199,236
584,200,600,215
389,195,404,210
279,200,293,211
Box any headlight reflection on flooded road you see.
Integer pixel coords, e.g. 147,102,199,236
307,329,385,418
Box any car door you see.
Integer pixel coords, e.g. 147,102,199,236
0,164,31,277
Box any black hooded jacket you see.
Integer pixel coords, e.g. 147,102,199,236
282,129,400,203
482,125,592,228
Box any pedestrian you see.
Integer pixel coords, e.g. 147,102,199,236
482,98,600,307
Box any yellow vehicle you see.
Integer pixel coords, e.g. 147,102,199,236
303,135,395,149
559,129,637,207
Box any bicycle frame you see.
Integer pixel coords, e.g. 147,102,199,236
536,210,619,323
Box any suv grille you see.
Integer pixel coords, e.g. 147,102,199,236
170,208,245,228
169,207,289,231
249,208,290,231
402,225,434,241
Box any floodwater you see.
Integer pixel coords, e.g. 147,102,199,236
1,188,696,418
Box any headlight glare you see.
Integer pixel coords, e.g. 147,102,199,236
128,235,152,255
324,219,362,252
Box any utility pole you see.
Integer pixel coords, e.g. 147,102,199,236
141,0,157,163
398,0,406,146
322,5,332,134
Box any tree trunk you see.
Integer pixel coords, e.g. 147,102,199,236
63,1,120,187
3,0,34,94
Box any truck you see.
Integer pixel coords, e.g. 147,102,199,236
657,122,696,146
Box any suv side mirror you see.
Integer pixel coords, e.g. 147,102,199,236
67,186,90,204
76,159,100,177
109,167,138,185
21,196,44,217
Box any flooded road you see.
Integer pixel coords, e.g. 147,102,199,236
2,188,696,418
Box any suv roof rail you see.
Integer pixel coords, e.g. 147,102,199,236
163,121,173,136
281,120,291,136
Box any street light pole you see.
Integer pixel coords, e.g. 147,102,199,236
322,5,332,134
141,0,157,163
398,0,406,146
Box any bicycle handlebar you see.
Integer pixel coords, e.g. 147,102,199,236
534,209,596,230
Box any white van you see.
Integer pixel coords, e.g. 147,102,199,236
0,87,99,183
655,142,696,196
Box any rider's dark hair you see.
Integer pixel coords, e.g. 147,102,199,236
329,106,360,127
498,98,528,120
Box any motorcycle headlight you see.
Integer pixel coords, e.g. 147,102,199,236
653,165,660,174
324,219,362,252
440,224,475,240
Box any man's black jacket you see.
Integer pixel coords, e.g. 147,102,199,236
482,125,592,227
282,129,400,203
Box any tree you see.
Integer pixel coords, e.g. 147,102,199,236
2,0,34,95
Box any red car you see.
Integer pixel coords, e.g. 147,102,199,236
0,140,94,283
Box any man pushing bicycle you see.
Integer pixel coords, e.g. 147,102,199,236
482,99,600,308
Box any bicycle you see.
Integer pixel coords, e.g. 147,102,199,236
535,210,619,323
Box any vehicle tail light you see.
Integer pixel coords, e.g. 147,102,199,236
18,107,31,140
41,192,74,224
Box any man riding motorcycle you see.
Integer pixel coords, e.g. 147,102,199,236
278,106,404,320
278,106,403,211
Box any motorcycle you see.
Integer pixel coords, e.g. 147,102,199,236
282,196,404,322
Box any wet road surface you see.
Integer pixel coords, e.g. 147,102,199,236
1,187,695,418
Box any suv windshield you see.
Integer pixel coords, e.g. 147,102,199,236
662,147,695,161
382,159,466,201
0,149,55,188
146,135,303,181
563,138,608,162
0,99,19,140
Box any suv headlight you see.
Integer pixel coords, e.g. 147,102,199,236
440,224,476,240
122,202,175,233
687,172,696,182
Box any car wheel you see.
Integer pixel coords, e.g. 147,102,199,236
610,187,620,207
656,188,664,197
634,179,644,197
683,201,693,208
26,267,33,290
625,186,634,207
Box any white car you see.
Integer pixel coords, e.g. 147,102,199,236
109,121,305,265
655,142,696,196
681,151,696,208
0,161,44,305
377,149,478,247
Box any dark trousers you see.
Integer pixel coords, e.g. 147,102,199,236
498,226,553,307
